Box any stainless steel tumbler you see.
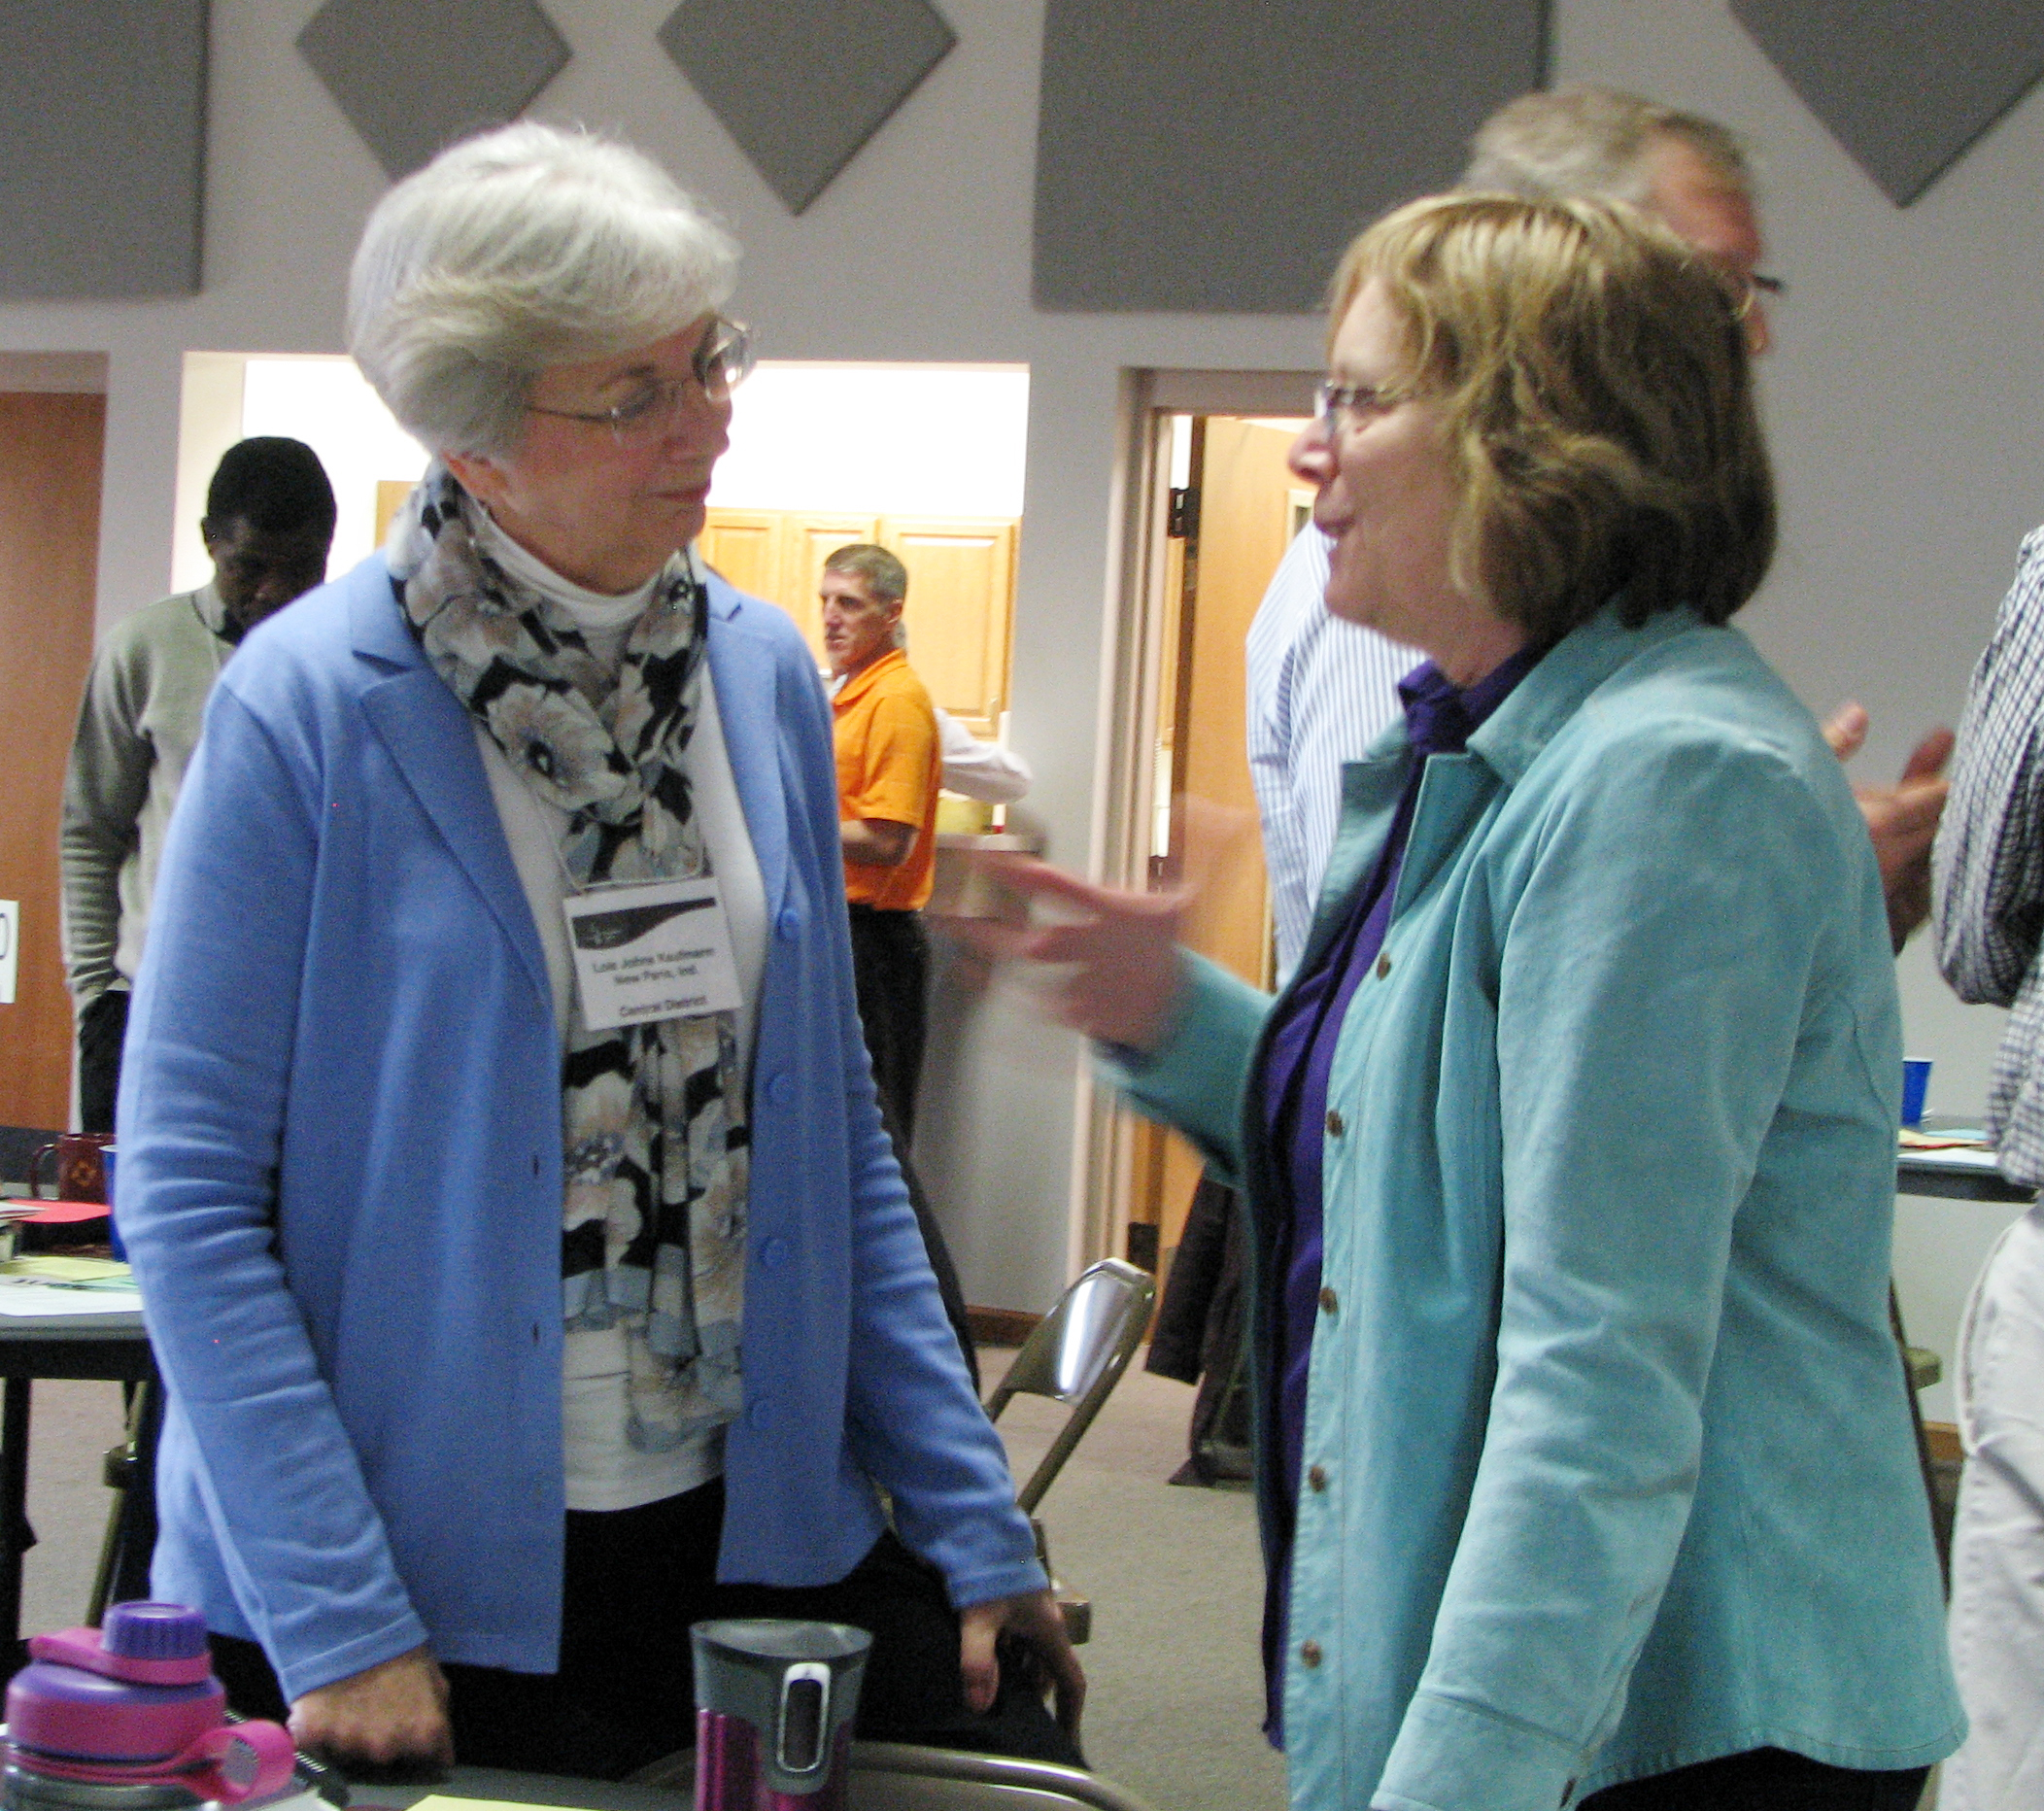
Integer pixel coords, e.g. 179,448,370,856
690,1620,869,1811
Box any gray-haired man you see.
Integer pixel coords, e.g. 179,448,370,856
1247,85,1946,976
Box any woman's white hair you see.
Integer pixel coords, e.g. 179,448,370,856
348,122,739,457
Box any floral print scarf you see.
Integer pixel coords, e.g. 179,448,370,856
390,464,745,1451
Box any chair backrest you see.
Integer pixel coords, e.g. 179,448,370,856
984,1258,1155,1514
0,1128,63,1187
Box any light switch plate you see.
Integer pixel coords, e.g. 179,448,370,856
0,901,16,1006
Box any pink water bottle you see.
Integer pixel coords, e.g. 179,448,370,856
3,1603,301,1811
690,1620,869,1811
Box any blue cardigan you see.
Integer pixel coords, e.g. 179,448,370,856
117,555,1043,1704
1117,608,1964,1810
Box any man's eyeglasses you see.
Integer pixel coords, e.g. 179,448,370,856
1735,271,1787,323
528,318,755,443
1313,380,1399,435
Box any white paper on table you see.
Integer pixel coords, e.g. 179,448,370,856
0,1281,142,1316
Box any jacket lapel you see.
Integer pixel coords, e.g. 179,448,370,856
703,573,790,920
348,558,551,1008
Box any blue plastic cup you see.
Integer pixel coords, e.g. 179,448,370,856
101,1146,124,1261
1901,1059,1932,1129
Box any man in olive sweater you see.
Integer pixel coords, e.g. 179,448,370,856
60,437,335,1130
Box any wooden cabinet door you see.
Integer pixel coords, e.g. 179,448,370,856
698,510,784,611
781,514,880,665
879,518,1015,735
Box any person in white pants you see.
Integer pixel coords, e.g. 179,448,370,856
1933,523,2044,1810
1944,1208,2044,1810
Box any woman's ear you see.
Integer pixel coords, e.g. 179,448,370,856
442,450,506,512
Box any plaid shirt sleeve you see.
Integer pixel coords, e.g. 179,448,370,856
1934,526,2044,1179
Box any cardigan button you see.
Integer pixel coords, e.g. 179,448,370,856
1325,1110,1345,1138
758,1236,789,1272
1307,1464,1328,1493
1375,951,1391,979
767,1072,796,1106
777,907,801,939
1318,1286,1339,1316
1299,1640,1322,1668
747,1398,772,1429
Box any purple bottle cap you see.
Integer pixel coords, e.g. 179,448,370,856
100,1604,209,1664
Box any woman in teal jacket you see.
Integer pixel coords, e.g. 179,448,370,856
997,195,1960,1808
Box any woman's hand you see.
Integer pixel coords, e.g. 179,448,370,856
959,1589,1086,1738
963,857,1187,1055
289,1645,453,1776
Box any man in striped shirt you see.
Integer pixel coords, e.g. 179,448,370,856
1248,86,1946,975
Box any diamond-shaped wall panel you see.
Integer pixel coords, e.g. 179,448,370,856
1033,0,1548,314
661,0,956,215
298,0,571,182
1733,0,2044,207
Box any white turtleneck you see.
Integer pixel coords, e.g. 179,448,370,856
470,508,767,1512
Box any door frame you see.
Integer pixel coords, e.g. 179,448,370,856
1077,368,1318,1275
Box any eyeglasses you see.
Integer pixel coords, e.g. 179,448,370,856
1313,380,1399,435
1735,271,1787,323
528,318,755,443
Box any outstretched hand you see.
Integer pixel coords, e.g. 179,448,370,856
959,1589,1085,1738
959,857,1187,1054
1822,704,1954,951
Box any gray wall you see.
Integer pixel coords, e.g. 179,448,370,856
0,0,2035,1399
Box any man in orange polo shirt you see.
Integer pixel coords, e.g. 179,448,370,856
825,543,942,1138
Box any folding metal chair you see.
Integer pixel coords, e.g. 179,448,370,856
984,1258,1156,1643
985,1258,1156,1515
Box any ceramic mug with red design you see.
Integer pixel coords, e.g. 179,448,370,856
28,1132,115,1203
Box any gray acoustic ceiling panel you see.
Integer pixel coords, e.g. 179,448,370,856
1034,0,1547,314
1732,0,2044,207
0,0,207,298
298,0,571,181
660,0,957,214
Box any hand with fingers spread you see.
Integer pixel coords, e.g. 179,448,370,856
965,857,1189,1054
1823,703,1954,949
959,1589,1086,1739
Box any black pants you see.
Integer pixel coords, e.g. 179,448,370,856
846,905,927,1141
78,987,128,1135
209,1479,1077,1782
844,905,974,1385
1580,1747,1930,1809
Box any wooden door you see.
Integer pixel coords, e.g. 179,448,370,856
881,518,1016,735
0,393,107,1128
1130,415,1300,1265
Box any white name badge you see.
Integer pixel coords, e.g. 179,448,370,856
563,876,742,1032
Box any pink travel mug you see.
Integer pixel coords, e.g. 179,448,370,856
691,1620,869,1811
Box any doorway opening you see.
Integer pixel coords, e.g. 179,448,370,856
173,353,1030,750
1090,371,1315,1286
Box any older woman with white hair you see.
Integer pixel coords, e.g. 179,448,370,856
116,122,1079,1780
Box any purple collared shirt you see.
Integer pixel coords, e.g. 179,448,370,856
1255,642,1542,1741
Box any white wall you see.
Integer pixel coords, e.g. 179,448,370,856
4,0,2039,1348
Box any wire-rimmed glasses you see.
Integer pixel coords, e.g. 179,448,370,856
528,318,755,444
